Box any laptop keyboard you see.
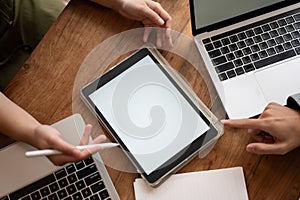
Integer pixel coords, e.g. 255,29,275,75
0,157,111,200
202,8,300,81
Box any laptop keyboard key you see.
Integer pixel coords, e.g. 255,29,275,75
49,182,59,193
253,35,263,43
278,19,287,26
67,173,78,184
212,56,227,66
283,33,293,41
57,188,68,199
213,40,222,48
254,27,263,35
48,193,59,200
294,13,300,21
82,187,92,198
242,56,251,64
262,24,271,32
72,191,83,200
283,42,293,50
226,53,235,61
254,49,296,69
227,70,236,78
221,46,230,54
55,169,67,180
237,41,246,48
275,45,284,53
275,36,284,44
233,59,243,67
234,50,243,58
267,39,276,47
58,178,68,188
291,39,300,47
250,53,260,61
77,164,98,179
235,67,245,75
215,62,234,73
246,29,255,37
75,180,86,190
208,49,221,58
278,27,287,35
237,32,247,40
85,172,102,186
66,164,76,174
295,47,300,54
221,38,230,45
242,47,252,55
40,187,50,197
205,43,214,51
99,189,110,199
266,48,276,56
91,181,106,193
66,184,77,195
229,43,238,51
218,73,228,81
270,21,279,29
202,38,211,44
243,64,255,72
229,35,238,43
258,50,268,59
90,194,101,200
245,38,254,46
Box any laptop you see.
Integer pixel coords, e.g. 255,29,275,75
0,114,120,200
190,0,300,119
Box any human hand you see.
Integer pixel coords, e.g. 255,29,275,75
222,103,300,155
117,0,173,47
32,124,107,166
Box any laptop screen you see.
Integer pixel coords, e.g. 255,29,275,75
189,0,298,35
194,0,284,29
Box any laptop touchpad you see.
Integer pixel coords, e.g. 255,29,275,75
254,58,300,105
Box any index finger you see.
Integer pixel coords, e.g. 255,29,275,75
221,118,267,130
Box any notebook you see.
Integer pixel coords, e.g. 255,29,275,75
133,167,248,200
190,0,300,119
0,114,120,200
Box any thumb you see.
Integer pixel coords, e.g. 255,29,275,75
246,143,287,155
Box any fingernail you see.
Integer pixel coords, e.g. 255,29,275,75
220,119,227,124
246,145,255,153
158,18,164,25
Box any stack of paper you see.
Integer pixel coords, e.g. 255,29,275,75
134,167,248,200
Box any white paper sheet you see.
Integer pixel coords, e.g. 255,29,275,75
134,167,248,200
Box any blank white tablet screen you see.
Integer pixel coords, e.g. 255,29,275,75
89,55,210,174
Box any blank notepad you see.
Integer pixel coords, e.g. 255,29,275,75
134,167,248,200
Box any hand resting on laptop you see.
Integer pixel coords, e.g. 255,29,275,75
222,102,300,155
0,92,107,166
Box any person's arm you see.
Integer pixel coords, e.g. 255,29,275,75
90,0,173,47
0,92,106,165
222,102,300,155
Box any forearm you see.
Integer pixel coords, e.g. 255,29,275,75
0,92,40,146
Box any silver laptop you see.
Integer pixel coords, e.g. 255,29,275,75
0,114,120,200
190,0,300,119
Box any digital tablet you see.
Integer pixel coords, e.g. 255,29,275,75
80,47,223,186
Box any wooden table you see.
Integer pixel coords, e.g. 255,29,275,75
2,0,299,199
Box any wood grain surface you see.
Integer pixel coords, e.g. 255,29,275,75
2,0,299,199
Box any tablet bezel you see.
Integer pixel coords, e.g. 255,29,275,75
81,48,220,186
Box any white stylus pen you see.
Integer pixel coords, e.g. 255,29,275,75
25,143,120,157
